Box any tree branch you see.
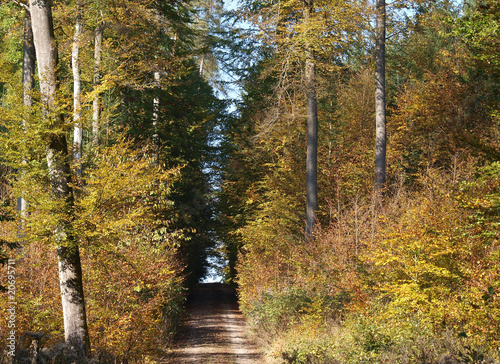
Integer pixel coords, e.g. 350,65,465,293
11,0,29,10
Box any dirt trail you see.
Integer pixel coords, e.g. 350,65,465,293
166,283,262,363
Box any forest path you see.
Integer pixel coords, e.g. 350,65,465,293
165,283,263,363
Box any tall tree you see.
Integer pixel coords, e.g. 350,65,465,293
18,8,35,224
22,8,35,109
72,3,83,173
238,0,365,241
152,70,160,162
28,0,90,356
304,0,318,241
374,0,386,192
92,22,103,146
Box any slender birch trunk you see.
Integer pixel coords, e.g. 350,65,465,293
92,24,103,146
374,0,387,192
304,0,318,242
29,0,90,356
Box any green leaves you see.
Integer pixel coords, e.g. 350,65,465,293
455,0,500,69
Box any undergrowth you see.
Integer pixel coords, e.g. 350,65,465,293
238,163,500,364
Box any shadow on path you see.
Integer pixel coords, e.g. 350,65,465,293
165,283,262,363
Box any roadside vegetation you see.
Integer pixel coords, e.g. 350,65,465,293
0,0,498,363
218,0,500,362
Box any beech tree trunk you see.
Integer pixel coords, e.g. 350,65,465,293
304,0,318,242
29,0,90,356
22,9,35,109
18,9,35,220
72,7,83,173
374,0,387,192
92,24,103,146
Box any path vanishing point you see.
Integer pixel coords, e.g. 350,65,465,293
166,283,263,363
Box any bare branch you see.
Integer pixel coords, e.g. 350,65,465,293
11,0,29,10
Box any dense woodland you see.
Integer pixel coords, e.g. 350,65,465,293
0,0,499,362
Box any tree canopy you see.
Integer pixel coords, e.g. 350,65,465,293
0,0,499,362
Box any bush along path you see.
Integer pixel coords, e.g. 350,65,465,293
166,283,262,363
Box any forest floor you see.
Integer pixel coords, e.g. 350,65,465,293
165,283,263,363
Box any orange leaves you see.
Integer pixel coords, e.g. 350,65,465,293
364,164,500,348
83,238,183,361
0,241,64,347
222,0,500,359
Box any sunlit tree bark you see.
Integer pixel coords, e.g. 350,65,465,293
72,4,83,174
22,9,35,109
29,0,90,356
18,9,35,221
374,0,386,192
92,23,103,146
152,70,160,162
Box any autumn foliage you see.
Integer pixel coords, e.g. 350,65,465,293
0,0,499,362
0,0,219,362
217,0,500,362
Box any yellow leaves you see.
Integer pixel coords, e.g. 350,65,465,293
364,167,500,347
0,129,184,358
387,282,428,306
83,234,183,361
74,138,178,249
244,0,368,71
0,240,64,346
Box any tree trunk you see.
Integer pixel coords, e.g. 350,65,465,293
304,0,318,242
22,9,35,108
152,70,160,163
72,6,83,173
374,0,386,192
18,9,36,221
29,0,90,356
199,54,205,77
92,23,103,146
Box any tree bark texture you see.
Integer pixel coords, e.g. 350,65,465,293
374,0,387,192
18,9,36,219
29,0,90,356
304,0,318,242
72,7,83,170
152,70,161,162
22,9,35,108
92,23,103,146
